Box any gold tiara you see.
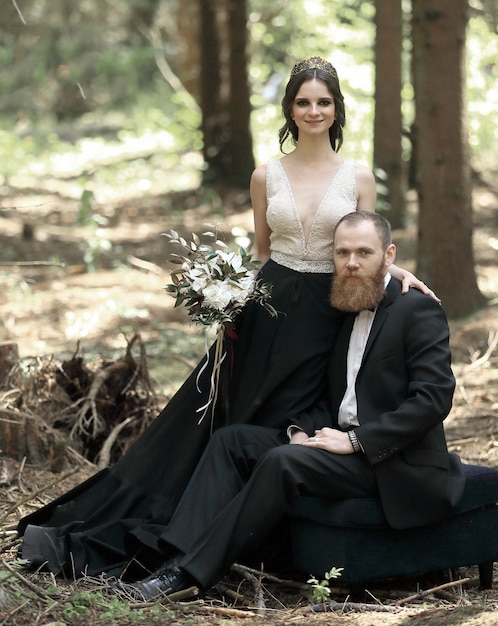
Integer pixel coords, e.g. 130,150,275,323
290,56,337,79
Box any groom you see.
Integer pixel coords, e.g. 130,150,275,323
111,211,465,601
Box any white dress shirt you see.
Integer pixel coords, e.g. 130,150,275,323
338,274,391,429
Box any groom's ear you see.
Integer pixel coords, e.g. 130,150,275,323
384,243,396,268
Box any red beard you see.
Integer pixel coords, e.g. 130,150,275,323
330,265,387,312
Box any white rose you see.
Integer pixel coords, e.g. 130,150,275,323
191,277,208,293
202,281,233,311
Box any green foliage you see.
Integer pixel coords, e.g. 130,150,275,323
55,590,177,622
0,1,159,116
93,46,158,107
78,189,97,227
0,558,31,584
76,189,112,271
467,15,498,177
307,566,344,603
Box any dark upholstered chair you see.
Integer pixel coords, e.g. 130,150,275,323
290,464,498,589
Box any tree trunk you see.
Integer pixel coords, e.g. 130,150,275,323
0,343,67,471
226,0,255,187
411,0,485,318
0,342,19,386
177,0,201,102
374,0,406,228
0,410,66,472
198,0,254,188
199,0,225,184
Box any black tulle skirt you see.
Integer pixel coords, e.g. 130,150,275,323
18,260,343,578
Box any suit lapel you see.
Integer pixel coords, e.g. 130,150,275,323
362,278,398,360
328,313,356,405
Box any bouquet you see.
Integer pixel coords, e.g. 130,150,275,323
164,228,276,424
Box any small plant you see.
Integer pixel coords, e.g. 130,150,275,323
307,566,344,603
78,188,112,271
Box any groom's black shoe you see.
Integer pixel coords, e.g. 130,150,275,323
110,559,196,602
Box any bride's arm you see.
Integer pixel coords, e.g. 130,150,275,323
389,264,440,301
250,164,272,266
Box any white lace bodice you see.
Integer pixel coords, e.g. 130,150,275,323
265,158,358,272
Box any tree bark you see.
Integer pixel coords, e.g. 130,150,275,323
0,343,66,471
199,0,225,184
177,0,201,102
198,0,254,188
226,0,255,187
411,0,485,317
0,410,66,472
0,343,19,386
374,0,406,228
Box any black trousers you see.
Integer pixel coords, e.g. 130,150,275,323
159,424,378,589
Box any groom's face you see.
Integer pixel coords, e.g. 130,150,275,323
330,220,396,313
333,220,394,280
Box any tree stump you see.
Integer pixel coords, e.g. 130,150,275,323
0,342,19,387
0,410,66,472
0,342,67,471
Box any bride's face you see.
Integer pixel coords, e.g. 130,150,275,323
291,78,336,138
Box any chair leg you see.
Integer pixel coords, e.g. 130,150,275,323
348,583,366,602
478,562,494,589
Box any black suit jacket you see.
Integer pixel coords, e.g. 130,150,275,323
297,278,465,530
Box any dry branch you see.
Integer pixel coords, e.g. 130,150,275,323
70,360,131,439
0,559,53,603
463,330,498,373
306,600,400,613
235,563,266,615
231,563,308,590
0,466,81,525
199,605,263,619
214,582,252,606
127,255,164,275
11,0,27,25
96,416,135,469
394,577,471,606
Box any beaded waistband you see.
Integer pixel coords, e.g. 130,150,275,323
271,251,334,274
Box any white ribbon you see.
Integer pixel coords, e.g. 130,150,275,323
196,326,227,429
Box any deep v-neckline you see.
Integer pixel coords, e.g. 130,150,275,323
277,159,345,252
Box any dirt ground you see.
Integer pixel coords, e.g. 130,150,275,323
0,182,497,625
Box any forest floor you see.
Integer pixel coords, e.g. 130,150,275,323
0,175,497,625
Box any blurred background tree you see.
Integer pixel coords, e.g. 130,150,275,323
373,0,404,229
412,0,486,316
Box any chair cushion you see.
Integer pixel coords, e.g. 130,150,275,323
290,464,498,529
291,506,498,584
290,465,498,584
458,464,498,511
